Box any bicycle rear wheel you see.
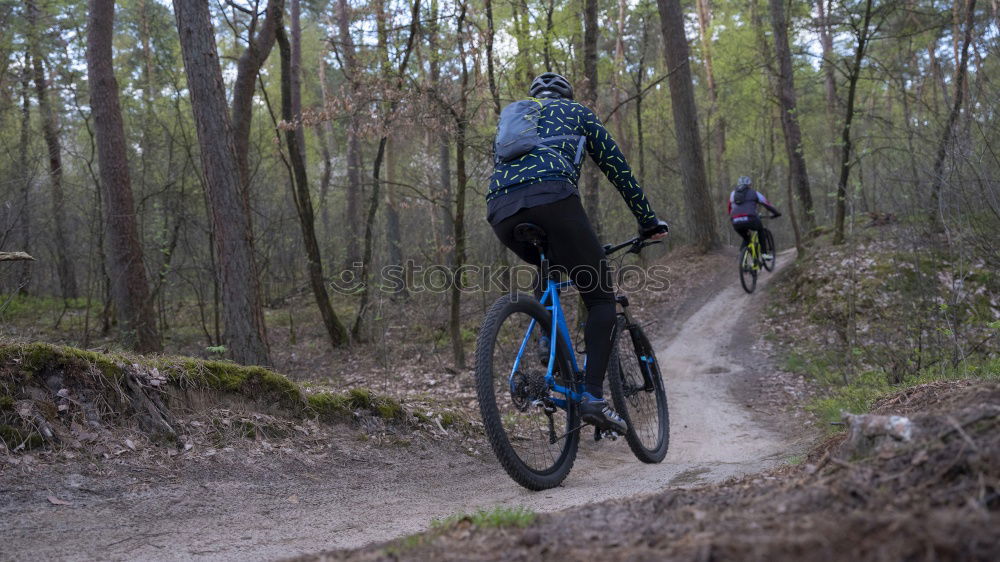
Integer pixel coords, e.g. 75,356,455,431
762,230,776,272
739,247,757,294
474,293,580,490
607,318,669,463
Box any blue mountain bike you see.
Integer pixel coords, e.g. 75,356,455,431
474,223,669,490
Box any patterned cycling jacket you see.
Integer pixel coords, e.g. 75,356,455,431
487,98,658,228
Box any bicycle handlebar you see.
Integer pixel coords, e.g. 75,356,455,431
603,236,662,256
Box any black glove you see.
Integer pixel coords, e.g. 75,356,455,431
771,212,782,218
639,219,669,238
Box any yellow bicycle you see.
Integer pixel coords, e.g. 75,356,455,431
739,224,775,294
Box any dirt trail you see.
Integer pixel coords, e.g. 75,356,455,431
1,251,802,561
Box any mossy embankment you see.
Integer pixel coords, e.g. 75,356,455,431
0,341,410,452
768,226,1000,425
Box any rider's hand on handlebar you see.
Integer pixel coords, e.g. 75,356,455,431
640,219,669,241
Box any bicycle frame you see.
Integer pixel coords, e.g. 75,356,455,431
509,252,583,409
507,236,661,411
747,231,761,270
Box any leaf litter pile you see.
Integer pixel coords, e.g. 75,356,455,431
309,380,1000,561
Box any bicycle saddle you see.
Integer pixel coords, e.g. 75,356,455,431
513,223,547,247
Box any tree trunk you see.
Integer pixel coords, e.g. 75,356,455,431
16,59,32,294
27,0,78,299
833,0,874,245
375,1,405,295
657,0,719,251
451,1,469,369
582,0,602,236
385,138,404,272
427,0,453,265
231,0,281,187
511,1,534,86
695,0,728,205
633,19,651,180
277,0,349,348
87,0,162,352
353,0,420,337
930,0,977,224
816,0,840,190
769,0,816,234
485,0,501,117
173,0,270,365
927,37,951,115
336,0,362,267
316,54,334,244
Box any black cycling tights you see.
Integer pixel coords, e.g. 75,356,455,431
493,194,615,398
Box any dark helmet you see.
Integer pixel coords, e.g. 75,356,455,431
737,175,753,189
529,72,574,99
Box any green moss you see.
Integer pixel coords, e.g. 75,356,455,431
0,343,413,445
305,388,406,422
347,387,373,409
306,392,352,421
376,400,404,420
0,342,122,381
169,359,304,411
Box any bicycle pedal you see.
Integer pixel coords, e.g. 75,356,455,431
594,427,620,441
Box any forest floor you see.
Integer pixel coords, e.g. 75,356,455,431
0,245,817,561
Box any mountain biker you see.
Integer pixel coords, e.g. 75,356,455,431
728,176,781,257
487,72,668,435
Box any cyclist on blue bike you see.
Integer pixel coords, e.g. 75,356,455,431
487,72,668,434
728,175,781,257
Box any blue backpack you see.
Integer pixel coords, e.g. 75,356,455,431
494,98,586,168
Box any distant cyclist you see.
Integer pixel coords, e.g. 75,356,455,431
486,72,668,434
728,176,781,257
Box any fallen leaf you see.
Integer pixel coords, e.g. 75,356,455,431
124,439,136,450
47,496,71,506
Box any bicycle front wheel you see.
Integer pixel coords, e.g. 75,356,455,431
607,319,669,463
762,230,776,272
474,293,580,490
739,247,757,294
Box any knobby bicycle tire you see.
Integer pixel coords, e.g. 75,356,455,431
607,318,670,463
474,293,581,490
762,230,776,272
739,247,757,294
